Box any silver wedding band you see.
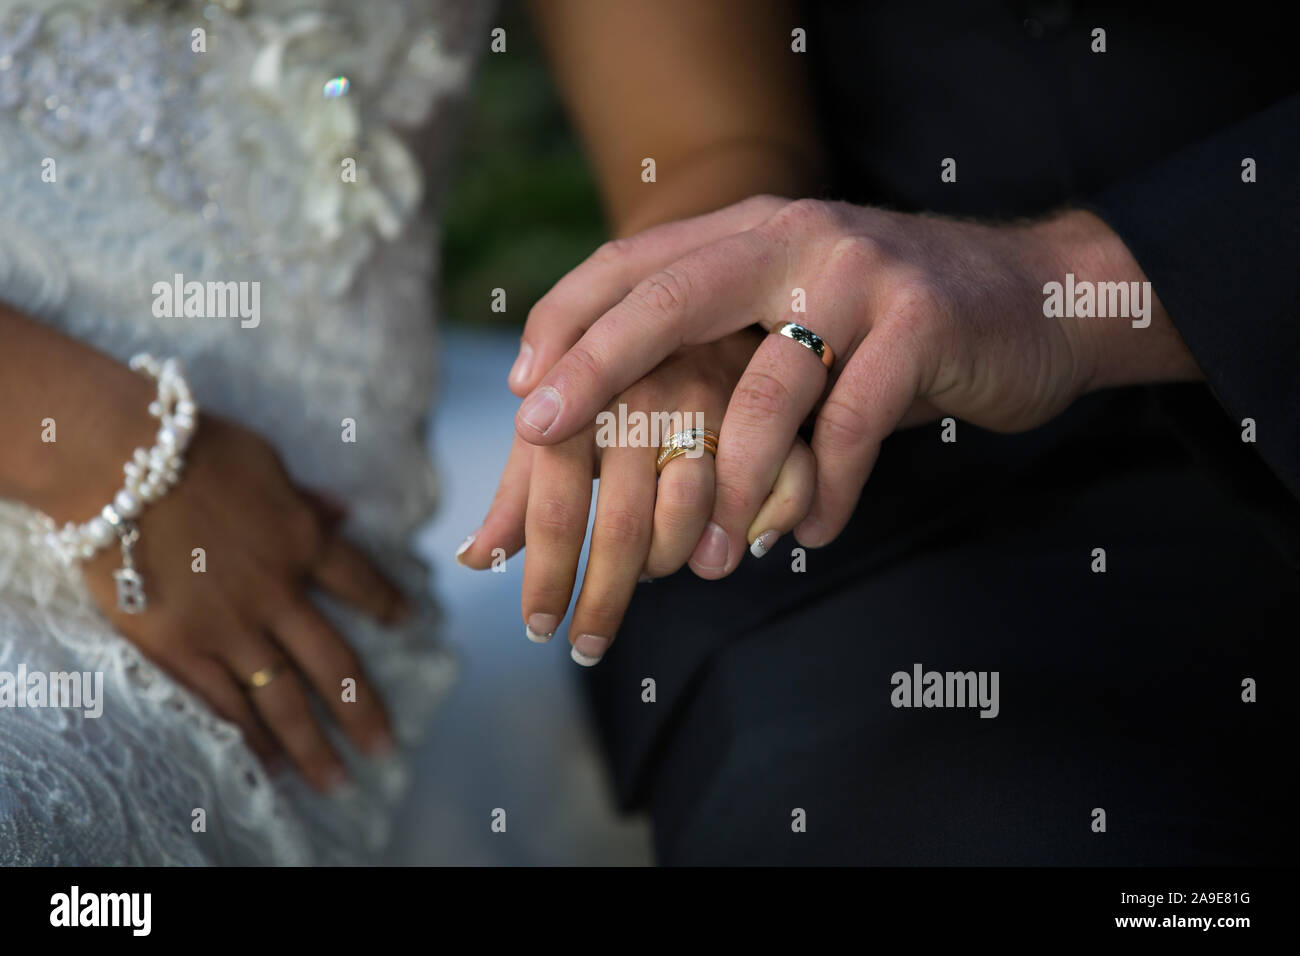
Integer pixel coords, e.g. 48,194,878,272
773,321,834,368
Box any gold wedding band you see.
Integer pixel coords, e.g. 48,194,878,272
656,428,719,475
245,661,286,690
773,321,834,368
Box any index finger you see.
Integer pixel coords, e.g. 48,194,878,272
514,227,783,445
511,195,786,396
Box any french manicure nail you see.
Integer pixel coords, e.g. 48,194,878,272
454,531,478,565
571,634,610,667
518,386,561,436
691,522,730,572
509,341,534,385
526,613,558,643
750,529,778,558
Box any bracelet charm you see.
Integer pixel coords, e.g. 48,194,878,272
28,353,196,614
105,510,146,615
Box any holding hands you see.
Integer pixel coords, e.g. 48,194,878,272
463,195,1200,661
456,328,816,666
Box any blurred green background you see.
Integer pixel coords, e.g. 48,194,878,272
440,1,606,328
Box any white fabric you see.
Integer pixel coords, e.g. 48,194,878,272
0,0,485,864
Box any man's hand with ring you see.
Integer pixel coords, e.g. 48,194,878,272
505,196,1203,575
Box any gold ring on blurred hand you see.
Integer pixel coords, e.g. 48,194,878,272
246,661,286,690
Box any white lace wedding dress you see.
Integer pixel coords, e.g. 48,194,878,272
0,0,487,864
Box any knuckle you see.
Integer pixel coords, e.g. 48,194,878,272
732,370,796,424
656,470,710,514
560,341,606,389
528,578,574,606
529,496,584,538
594,507,648,546
653,504,699,537
817,395,874,451
628,267,691,318
590,236,635,265
712,477,758,523
576,595,626,627
643,541,685,575
745,192,791,213
655,494,711,539
765,197,832,235
828,233,885,270
893,274,954,324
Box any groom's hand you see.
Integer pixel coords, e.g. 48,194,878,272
508,197,1201,574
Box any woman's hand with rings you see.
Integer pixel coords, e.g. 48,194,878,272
503,196,1192,572
456,330,816,666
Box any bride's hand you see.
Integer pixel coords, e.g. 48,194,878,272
71,415,407,791
457,330,815,666
1,313,405,790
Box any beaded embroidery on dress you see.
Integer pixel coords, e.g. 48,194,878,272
0,0,486,864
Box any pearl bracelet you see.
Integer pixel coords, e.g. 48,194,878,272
31,353,197,612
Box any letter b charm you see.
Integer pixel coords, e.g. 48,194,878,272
114,567,147,614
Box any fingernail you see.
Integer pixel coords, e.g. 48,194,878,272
518,386,561,436
750,529,778,558
369,730,396,756
571,634,610,666
691,522,730,572
795,518,826,547
509,341,534,385
454,531,478,565
526,612,558,643
637,575,654,583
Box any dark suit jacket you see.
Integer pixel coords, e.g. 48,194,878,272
584,2,1300,833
